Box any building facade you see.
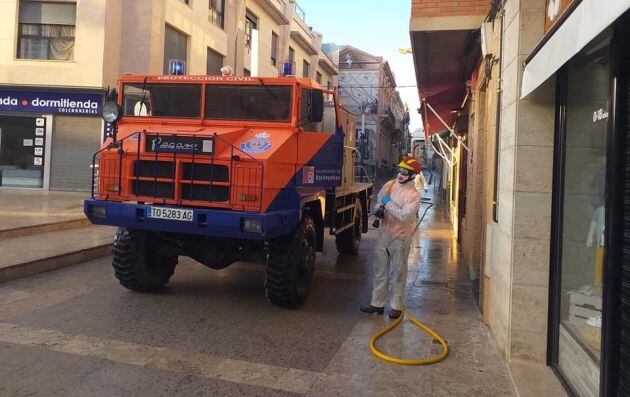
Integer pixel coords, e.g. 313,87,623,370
411,0,630,395
0,0,337,191
326,45,407,179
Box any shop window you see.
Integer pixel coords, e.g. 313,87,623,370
244,9,257,50
163,25,188,74
17,1,76,61
0,116,45,188
556,33,611,396
303,60,310,78
209,0,224,28
271,32,278,66
207,47,223,75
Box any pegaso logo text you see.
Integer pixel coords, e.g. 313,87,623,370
151,137,197,152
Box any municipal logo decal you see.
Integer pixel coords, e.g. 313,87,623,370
303,166,315,184
240,136,272,154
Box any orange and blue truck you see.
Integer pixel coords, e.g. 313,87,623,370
84,74,372,308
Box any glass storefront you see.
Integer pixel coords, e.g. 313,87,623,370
0,115,46,188
556,33,611,397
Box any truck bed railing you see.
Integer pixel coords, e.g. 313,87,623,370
91,131,264,212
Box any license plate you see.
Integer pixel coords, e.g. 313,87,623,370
146,207,193,222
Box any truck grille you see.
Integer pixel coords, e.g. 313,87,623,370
92,132,263,211
181,184,230,202
182,163,229,182
134,160,175,179
132,181,175,199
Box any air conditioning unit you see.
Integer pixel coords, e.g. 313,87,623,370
480,22,494,57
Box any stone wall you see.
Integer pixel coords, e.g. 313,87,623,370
483,0,556,362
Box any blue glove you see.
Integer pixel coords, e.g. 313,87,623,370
381,196,391,206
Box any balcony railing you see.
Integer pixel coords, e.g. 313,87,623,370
295,2,305,22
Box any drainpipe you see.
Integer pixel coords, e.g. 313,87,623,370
491,0,504,223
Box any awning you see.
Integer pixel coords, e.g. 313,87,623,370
421,85,465,136
521,0,630,98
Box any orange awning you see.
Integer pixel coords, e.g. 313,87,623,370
421,84,466,137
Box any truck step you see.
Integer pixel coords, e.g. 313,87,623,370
0,225,114,283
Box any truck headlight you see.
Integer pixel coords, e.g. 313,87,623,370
87,204,107,220
102,101,121,123
241,218,262,234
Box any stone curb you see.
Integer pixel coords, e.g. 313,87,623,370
0,218,90,240
0,244,112,283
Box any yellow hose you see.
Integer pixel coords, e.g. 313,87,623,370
369,309,449,365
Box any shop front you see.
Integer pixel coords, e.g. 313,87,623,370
0,87,103,191
523,2,630,395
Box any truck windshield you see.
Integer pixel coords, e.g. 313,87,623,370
204,84,292,122
122,83,201,118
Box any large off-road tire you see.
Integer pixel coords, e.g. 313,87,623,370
112,228,178,292
335,200,363,255
265,217,317,309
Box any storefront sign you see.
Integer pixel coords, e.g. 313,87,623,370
546,0,576,33
0,90,103,116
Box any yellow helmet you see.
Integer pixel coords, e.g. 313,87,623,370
398,156,421,174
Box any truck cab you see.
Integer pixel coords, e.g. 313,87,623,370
85,74,372,308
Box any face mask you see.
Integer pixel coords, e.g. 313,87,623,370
397,169,413,184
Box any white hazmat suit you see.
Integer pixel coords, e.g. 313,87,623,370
370,177,420,311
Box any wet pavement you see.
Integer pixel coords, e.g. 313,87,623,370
0,188,517,396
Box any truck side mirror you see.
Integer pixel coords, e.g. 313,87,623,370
308,89,324,123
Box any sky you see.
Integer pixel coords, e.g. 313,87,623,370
298,0,423,134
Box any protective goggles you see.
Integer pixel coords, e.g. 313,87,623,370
398,168,413,176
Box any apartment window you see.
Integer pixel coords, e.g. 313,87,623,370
244,68,251,77
207,47,223,75
244,9,258,50
327,81,332,90
316,72,322,84
303,60,310,78
163,25,188,74
17,1,76,61
289,47,295,64
271,32,279,66
209,0,224,29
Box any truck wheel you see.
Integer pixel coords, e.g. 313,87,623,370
335,200,363,255
265,217,317,308
112,228,177,292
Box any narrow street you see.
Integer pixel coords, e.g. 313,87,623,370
0,188,516,396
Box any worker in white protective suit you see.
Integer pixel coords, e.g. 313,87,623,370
360,156,421,319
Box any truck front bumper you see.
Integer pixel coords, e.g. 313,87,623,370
84,200,299,240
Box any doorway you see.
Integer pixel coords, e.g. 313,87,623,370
0,115,47,188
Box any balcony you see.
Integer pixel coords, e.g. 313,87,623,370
318,52,338,76
254,0,290,25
